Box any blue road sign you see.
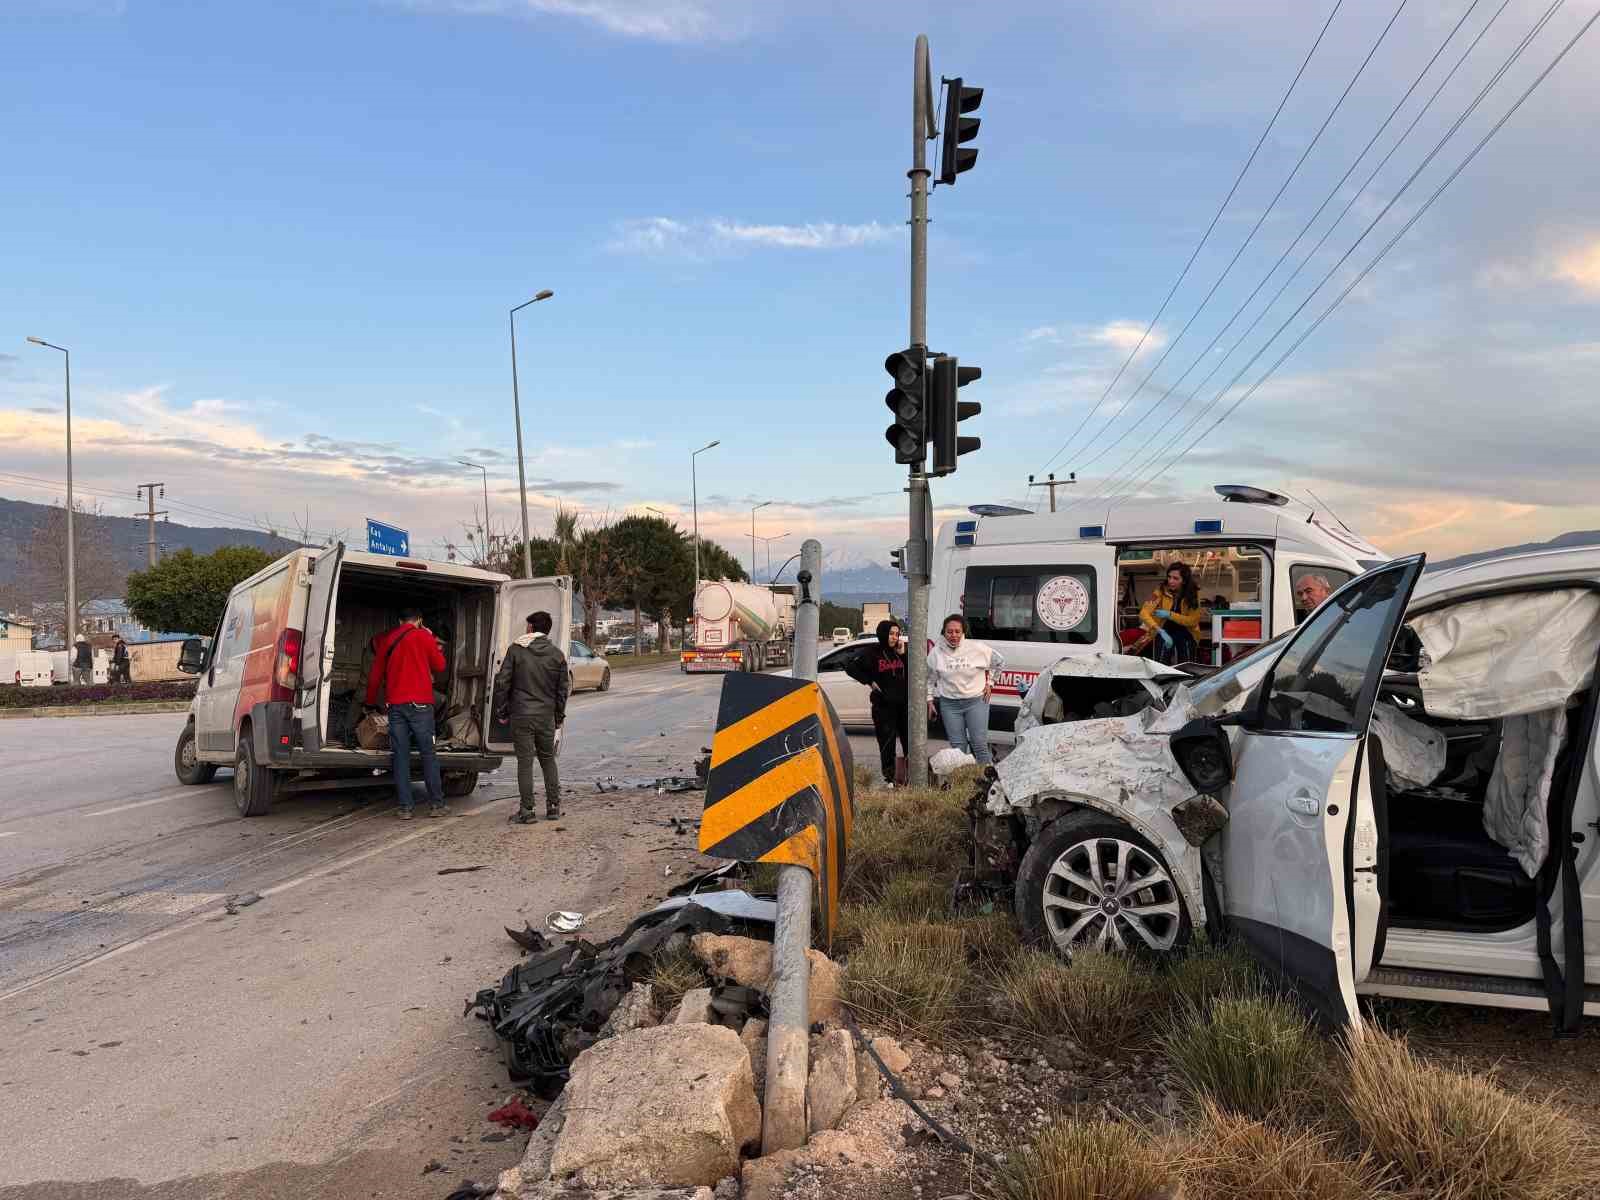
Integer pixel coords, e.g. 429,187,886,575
366,518,410,558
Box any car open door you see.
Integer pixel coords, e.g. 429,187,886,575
1220,554,1425,1026
294,542,344,752
486,576,573,753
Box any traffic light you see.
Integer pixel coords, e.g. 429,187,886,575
929,355,981,477
883,347,928,466
938,78,983,186
889,544,906,577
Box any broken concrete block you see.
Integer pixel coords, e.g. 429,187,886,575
739,1131,871,1200
868,1036,911,1075
601,983,658,1039
740,1018,769,1097
673,987,716,1025
806,1029,857,1134
551,1024,761,1189
854,1041,882,1103
511,1093,567,1185
690,934,842,1025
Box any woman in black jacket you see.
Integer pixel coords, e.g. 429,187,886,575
845,619,910,786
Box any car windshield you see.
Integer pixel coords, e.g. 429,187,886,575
1184,631,1292,715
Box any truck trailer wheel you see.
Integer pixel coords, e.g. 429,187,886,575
174,722,217,785
1015,811,1191,960
233,734,278,817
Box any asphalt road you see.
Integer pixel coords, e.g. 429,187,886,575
0,661,884,1196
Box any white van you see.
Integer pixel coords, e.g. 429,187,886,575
927,484,1385,743
173,544,571,816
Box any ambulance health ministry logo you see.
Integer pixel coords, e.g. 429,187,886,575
1036,575,1091,631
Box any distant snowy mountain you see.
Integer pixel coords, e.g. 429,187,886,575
822,562,905,593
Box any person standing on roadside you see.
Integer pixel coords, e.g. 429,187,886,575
71,635,93,685
495,610,570,824
365,606,448,819
111,637,130,684
926,613,1003,766
845,619,910,786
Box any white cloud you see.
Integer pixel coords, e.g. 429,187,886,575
1481,232,1600,299
1086,320,1166,356
402,0,758,42
607,216,898,258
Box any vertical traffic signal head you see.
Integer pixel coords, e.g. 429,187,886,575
929,355,982,477
938,77,983,186
889,544,906,577
884,347,928,467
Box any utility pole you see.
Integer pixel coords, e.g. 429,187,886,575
137,483,168,567
1027,472,1075,512
905,34,936,788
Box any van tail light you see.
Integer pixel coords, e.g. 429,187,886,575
272,628,303,702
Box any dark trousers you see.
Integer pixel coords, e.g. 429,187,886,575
1154,623,1198,665
388,703,444,810
870,697,909,782
512,715,561,814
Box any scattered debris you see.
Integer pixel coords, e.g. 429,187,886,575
690,933,842,1026
442,1181,495,1200
487,1098,542,1131
423,1159,446,1175
438,865,488,876
223,892,262,915
545,911,586,934
506,924,554,954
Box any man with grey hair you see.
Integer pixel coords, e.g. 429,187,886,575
1294,573,1334,622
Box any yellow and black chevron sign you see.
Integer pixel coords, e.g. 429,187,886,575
699,672,855,940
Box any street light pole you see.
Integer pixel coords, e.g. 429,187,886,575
757,532,789,583
750,501,773,581
457,458,490,553
509,289,554,579
691,440,720,587
26,337,75,644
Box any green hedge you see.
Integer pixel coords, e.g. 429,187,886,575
0,679,198,709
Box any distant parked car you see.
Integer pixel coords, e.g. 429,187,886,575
568,640,612,692
605,637,634,655
831,627,852,645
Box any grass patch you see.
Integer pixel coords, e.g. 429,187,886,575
951,908,1025,971
1175,1100,1388,1200
1161,992,1321,1119
606,650,679,671
842,916,974,1040
996,1117,1175,1200
1161,936,1259,1014
996,949,1165,1050
1341,1026,1600,1200
646,943,705,1017
842,782,969,905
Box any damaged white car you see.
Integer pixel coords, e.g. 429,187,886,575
974,550,1600,1029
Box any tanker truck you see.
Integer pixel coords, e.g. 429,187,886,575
681,580,794,674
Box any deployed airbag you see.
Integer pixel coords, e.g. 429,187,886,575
1484,707,1566,877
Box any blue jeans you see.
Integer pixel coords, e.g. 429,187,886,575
388,703,444,810
938,696,993,765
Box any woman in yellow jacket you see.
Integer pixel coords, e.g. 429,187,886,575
1141,562,1205,664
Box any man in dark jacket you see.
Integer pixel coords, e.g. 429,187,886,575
494,610,570,823
71,636,93,685
111,637,130,684
366,606,449,819
846,618,910,786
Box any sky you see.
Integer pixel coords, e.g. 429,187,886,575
4,0,1600,577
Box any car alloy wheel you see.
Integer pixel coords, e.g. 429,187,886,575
1042,835,1184,954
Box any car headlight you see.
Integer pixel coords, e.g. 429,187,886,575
1169,717,1234,793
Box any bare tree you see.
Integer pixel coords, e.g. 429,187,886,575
17,500,128,642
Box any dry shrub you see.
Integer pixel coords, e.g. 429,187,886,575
997,949,1164,1049
1161,993,1321,1119
1161,936,1258,1013
842,916,974,1040
877,870,953,921
1175,1099,1389,1200
842,782,969,903
952,908,1025,971
646,943,705,1016
1342,1026,1600,1200
997,1117,1175,1200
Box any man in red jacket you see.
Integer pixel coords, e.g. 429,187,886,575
366,606,448,819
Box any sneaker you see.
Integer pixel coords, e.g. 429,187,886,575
544,806,562,821
428,805,451,819
508,811,539,825
397,807,415,821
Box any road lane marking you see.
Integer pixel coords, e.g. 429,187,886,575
86,791,196,818
0,832,18,839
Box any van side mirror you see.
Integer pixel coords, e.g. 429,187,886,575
1170,717,1235,793
177,637,207,675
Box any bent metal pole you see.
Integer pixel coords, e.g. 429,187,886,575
762,536,821,1154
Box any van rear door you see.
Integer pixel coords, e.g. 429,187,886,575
294,543,344,751
486,577,573,753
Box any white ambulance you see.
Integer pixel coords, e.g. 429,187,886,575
926,485,1386,744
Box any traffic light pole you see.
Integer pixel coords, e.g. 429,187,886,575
906,33,934,789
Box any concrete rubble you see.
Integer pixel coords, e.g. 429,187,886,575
738,1018,768,1097
672,987,717,1025
689,933,842,1026
805,1029,857,1135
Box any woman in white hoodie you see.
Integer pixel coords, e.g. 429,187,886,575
926,613,1004,765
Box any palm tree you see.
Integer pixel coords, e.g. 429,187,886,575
552,506,580,574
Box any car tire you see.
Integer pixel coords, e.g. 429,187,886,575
233,730,278,817
1015,810,1191,960
443,771,479,798
599,668,611,692
174,722,217,785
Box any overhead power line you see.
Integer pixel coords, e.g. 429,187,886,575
1123,2,1597,501
1064,0,1505,512
1035,0,1347,473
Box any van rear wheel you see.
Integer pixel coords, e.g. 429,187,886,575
442,771,479,798
234,736,278,817
174,723,217,785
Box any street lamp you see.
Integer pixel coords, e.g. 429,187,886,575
457,458,490,553
750,500,773,580
691,440,720,586
509,289,555,579
26,337,75,644
645,505,667,519
757,532,790,583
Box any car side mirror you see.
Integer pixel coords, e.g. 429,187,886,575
177,637,207,675
1170,717,1235,793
